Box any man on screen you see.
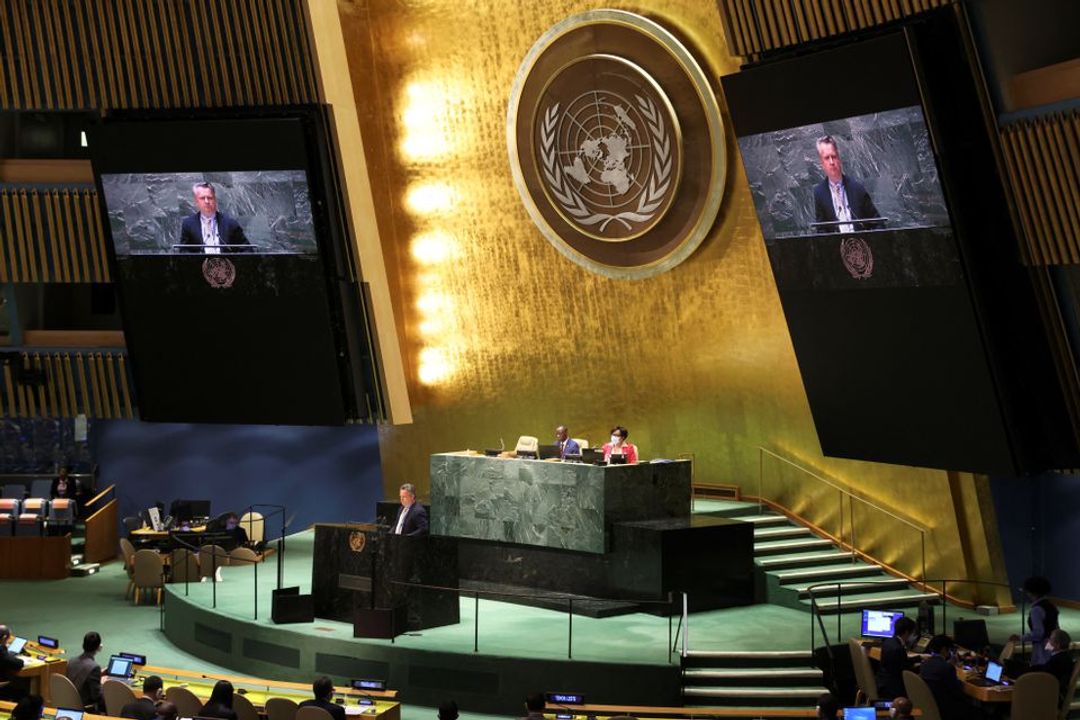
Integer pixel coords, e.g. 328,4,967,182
179,182,250,253
812,135,882,233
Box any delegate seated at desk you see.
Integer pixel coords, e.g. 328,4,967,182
0,625,26,701
876,616,918,699
601,426,638,464
1019,628,1075,708
298,676,346,720
920,635,981,720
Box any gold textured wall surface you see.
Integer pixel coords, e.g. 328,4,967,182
333,0,1006,601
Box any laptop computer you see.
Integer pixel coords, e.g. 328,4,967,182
104,655,135,679
969,660,1006,687
860,609,905,638
55,709,84,720
7,636,27,654
842,709,876,720
607,454,628,465
581,448,604,464
537,444,561,460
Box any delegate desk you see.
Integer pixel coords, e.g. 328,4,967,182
544,704,915,718
16,655,67,704
134,665,400,720
430,453,691,553
866,645,1012,704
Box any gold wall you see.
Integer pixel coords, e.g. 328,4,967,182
332,0,1005,601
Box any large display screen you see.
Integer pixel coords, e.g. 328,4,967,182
91,112,353,425
723,30,1016,471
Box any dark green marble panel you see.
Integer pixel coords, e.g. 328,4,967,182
429,454,691,553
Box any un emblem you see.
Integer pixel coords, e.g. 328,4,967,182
509,11,726,279
538,57,679,240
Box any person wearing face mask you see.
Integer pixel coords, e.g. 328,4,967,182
889,697,914,719
1021,628,1074,708
876,616,918,699
602,426,638,464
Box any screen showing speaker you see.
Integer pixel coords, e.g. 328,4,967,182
90,110,363,426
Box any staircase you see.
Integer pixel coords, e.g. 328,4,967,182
681,649,826,712
704,501,939,614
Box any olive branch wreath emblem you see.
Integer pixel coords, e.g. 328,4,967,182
540,94,673,234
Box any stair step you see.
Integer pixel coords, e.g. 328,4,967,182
730,514,790,526
683,668,822,680
683,687,827,699
774,564,883,582
757,550,855,569
808,591,940,613
794,578,910,598
753,526,811,540
685,649,813,661
754,538,833,555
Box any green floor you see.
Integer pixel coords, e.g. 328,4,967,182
3,525,1076,720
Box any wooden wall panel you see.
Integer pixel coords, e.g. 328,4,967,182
0,0,319,110
0,352,135,419
0,188,110,282
1000,111,1080,267
717,0,953,58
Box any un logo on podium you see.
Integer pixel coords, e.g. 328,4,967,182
509,11,726,279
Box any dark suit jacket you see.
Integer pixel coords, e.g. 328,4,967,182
299,698,346,720
813,174,882,232
179,212,249,253
919,654,968,718
875,635,912,699
392,503,428,536
66,652,103,710
1028,652,1076,707
0,647,23,679
120,697,158,720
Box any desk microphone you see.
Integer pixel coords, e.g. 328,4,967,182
499,438,505,451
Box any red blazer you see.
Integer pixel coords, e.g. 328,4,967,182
602,442,638,464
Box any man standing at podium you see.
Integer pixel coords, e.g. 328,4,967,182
392,483,428,536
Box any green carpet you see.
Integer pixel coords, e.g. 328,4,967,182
2,527,1076,720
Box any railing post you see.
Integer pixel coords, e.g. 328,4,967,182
682,592,689,658
836,583,842,644
568,598,573,659
211,544,217,609
474,591,479,653
810,590,815,656
921,532,926,584
838,489,844,550
253,551,258,620
849,495,856,563
668,600,673,664
757,448,764,514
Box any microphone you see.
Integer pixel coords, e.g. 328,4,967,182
499,437,505,451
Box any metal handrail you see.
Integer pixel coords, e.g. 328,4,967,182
757,447,927,532
757,447,928,583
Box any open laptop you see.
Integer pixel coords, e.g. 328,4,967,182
537,444,561,460
860,609,905,639
104,654,135,679
842,709,876,720
7,636,27,654
969,660,1006,687
55,710,84,720
581,448,604,464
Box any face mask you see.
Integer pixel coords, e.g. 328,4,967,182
1045,642,1054,652
611,436,620,445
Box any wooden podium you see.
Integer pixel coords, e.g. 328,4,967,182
311,523,459,637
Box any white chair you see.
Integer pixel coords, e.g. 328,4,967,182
49,673,84,710
239,510,264,544
1010,671,1059,720
165,686,203,718
514,435,539,454
103,679,137,716
902,669,942,720
265,697,298,720
131,549,164,605
572,437,589,450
